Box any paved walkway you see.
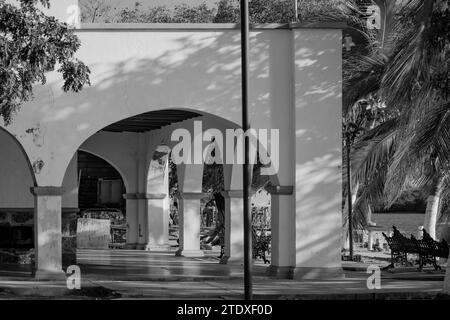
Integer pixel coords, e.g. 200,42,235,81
0,249,447,299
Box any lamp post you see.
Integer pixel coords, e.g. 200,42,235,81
240,0,253,301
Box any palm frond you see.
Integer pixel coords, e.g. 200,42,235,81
350,118,397,184
384,100,450,206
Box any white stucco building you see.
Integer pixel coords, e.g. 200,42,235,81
0,0,343,280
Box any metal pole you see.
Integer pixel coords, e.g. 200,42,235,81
240,0,253,300
294,0,298,21
346,134,354,260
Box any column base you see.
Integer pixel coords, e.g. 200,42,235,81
292,267,344,280
34,269,67,281
124,243,138,250
145,244,171,252
266,265,293,279
136,243,147,250
220,256,244,265
175,249,204,257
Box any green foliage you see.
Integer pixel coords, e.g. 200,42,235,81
80,0,117,23
213,0,240,23
102,2,215,24
81,0,347,24
297,0,346,21
172,3,215,23
202,163,224,193
118,4,172,23
0,0,90,124
249,0,295,23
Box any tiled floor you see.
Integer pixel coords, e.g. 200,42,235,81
0,249,447,299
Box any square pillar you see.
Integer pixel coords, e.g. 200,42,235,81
123,194,139,249
176,192,205,257
220,190,244,264
145,193,170,251
31,187,66,280
266,186,295,278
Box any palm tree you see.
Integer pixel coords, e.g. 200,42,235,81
340,0,402,247
342,0,450,293
351,110,450,239
343,0,449,223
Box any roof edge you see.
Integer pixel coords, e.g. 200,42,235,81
78,22,347,31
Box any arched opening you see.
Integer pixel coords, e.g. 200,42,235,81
59,109,204,257
0,128,36,269
200,162,225,256
76,150,127,250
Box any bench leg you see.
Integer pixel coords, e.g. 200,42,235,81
432,257,441,271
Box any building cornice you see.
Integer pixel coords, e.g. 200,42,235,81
77,22,347,32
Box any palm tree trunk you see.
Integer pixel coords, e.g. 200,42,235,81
351,181,359,206
423,176,444,239
343,181,360,249
366,203,377,227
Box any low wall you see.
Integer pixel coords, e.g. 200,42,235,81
76,218,111,249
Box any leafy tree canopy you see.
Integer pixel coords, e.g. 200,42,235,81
0,0,91,124
80,0,346,24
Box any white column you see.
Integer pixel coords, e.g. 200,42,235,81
145,193,170,251
31,187,66,280
266,186,296,278
176,192,204,257
368,231,374,251
124,194,138,249
145,148,170,251
221,190,244,264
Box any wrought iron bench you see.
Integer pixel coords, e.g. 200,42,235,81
423,229,449,259
411,229,450,270
410,235,440,270
384,226,449,271
382,226,418,269
252,228,271,264
382,231,406,268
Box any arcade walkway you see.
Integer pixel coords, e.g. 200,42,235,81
0,249,447,299
77,250,258,281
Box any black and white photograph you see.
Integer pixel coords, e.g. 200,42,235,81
0,0,449,311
